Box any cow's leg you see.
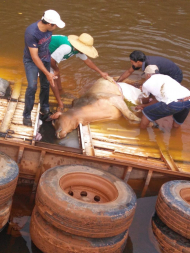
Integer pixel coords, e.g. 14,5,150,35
109,96,141,122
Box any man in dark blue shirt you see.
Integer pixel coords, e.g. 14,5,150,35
117,50,183,84
23,10,65,126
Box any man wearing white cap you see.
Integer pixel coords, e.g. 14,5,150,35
135,65,190,129
49,33,108,111
23,10,65,126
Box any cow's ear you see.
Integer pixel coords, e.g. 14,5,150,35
56,126,62,134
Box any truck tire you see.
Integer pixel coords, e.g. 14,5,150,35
30,206,128,253
156,180,190,239
0,200,12,230
36,165,136,238
152,212,190,253
0,151,19,205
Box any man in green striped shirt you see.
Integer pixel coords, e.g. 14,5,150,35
49,33,108,111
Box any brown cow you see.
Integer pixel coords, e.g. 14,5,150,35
51,78,141,139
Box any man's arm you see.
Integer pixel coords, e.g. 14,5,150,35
135,98,158,111
29,47,56,87
84,58,108,79
117,66,134,82
51,57,60,76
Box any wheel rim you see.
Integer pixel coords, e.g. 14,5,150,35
59,172,118,203
180,188,190,204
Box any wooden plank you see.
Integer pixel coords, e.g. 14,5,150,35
159,148,179,171
141,170,153,197
92,139,160,159
32,103,40,145
9,124,33,137
0,101,18,133
79,123,85,154
17,146,25,164
94,149,167,170
32,150,46,193
81,124,95,156
91,132,157,147
122,166,133,183
156,131,180,171
11,79,22,100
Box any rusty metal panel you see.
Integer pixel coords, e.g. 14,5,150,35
19,148,41,176
41,152,125,179
0,143,19,161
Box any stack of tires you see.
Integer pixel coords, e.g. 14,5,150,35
152,180,190,253
0,151,19,231
30,165,137,253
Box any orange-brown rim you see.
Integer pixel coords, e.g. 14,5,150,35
59,172,118,204
180,188,190,205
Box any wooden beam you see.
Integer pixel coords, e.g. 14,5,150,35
156,131,179,171
0,139,190,179
122,166,133,183
32,103,40,145
141,170,153,197
81,124,95,156
32,150,46,193
79,123,86,155
17,146,24,164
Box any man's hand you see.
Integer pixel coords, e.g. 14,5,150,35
29,47,57,87
101,72,109,79
117,67,135,82
46,73,58,87
135,104,145,111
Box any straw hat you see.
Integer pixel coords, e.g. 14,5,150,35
68,33,99,58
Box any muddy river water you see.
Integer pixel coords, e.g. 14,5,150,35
1,0,190,159
0,0,190,252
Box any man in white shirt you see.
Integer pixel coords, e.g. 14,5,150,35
49,33,108,111
135,65,190,129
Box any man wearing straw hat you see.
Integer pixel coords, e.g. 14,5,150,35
49,33,108,112
23,10,65,126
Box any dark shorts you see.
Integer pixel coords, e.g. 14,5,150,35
143,100,190,125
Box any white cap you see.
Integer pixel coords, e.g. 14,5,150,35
144,65,159,74
42,10,65,28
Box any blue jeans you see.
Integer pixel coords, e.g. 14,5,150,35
143,100,190,125
23,58,50,119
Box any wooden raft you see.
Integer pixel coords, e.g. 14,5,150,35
0,81,74,144
0,76,189,198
